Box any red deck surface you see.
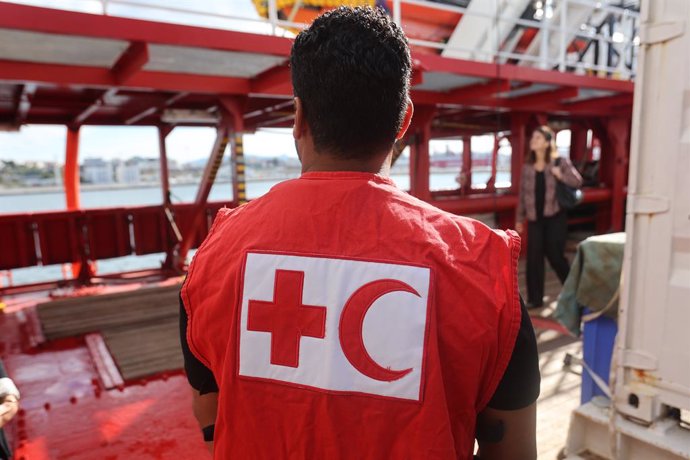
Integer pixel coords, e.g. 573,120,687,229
0,298,210,460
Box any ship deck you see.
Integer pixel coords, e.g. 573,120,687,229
0,244,585,460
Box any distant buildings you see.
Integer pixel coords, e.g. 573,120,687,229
1,154,302,188
82,158,114,184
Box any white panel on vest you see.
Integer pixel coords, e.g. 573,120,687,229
238,251,431,401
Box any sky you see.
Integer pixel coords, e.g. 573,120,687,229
0,0,573,164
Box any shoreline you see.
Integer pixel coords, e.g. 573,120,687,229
0,168,474,197
0,177,283,196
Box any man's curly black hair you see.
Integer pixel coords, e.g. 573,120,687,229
290,7,411,159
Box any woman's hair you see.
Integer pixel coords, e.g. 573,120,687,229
527,125,558,164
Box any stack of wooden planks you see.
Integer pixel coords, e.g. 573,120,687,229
37,284,182,381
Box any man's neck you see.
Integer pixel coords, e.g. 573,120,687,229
301,152,392,176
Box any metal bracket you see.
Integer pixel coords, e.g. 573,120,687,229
627,195,670,215
639,21,686,45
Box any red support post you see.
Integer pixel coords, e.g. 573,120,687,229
158,125,174,206
220,96,248,205
570,123,588,166
159,125,180,271
606,117,631,232
65,127,81,210
175,97,246,271
485,134,499,192
176,124,230,270
509,114,527,195
64,126,92,282
409,106,435,202
461,136,472,193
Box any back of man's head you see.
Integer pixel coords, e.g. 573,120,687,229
290,7,411,160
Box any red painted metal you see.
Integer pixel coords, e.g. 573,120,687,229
409,106,435,201
0,2,292,57
430,186,612,215
432,194,517,215
111,41,149,85
0,202,232,291
158,125,174,206
63,127,92,281
509,113,528,196
84,209,132,260
0,59,252,95
564,94,633,113
461,136,472,193
73,89,118,126
177,126,231,269
607,118,631,231
570,123,589,164
414,53,634,93
485,134,499,191
507,87,579,110
251,65,292,96
446,79,511,102
0,324,210,460
0,215,37,270
131,206,169,256
34,211,83,266
64,127,80,210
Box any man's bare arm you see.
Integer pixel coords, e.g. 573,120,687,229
476,402,537,460
192,390,218,454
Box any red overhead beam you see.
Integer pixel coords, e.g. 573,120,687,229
562,93,633,112
73,88,118,126
415,53,634,93
507,86,579,110
0,60,251,95
446,79,511,102
0,2,292,57
111,41,149,85
250,65,292,96
124,92,188,125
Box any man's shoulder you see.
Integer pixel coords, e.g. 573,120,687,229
214,178,299,221
392,191,515,245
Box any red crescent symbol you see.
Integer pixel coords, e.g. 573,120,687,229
339,279,420,382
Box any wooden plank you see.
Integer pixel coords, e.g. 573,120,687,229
84,333,124,389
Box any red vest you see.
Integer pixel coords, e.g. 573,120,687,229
182,172,521,460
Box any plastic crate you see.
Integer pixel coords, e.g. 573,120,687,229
581,309,618,404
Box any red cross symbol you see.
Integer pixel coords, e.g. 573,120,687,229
247,270,327,368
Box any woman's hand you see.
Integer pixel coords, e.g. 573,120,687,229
515,222,524,234
0,394,19,428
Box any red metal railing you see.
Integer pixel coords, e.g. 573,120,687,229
0,201,233,292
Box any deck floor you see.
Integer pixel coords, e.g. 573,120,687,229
2,248,586,459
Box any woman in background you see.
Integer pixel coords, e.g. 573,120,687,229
0,359,20,460
516,126,583,308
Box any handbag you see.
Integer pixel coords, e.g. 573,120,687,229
554,158,583,210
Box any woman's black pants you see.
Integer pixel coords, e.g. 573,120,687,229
526,211,571,306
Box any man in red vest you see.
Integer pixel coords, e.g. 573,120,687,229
181,7,539,459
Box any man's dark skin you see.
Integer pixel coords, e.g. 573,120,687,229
190,95,537,460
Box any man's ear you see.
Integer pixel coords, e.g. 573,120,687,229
395,99,414,140
293,97,306,141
